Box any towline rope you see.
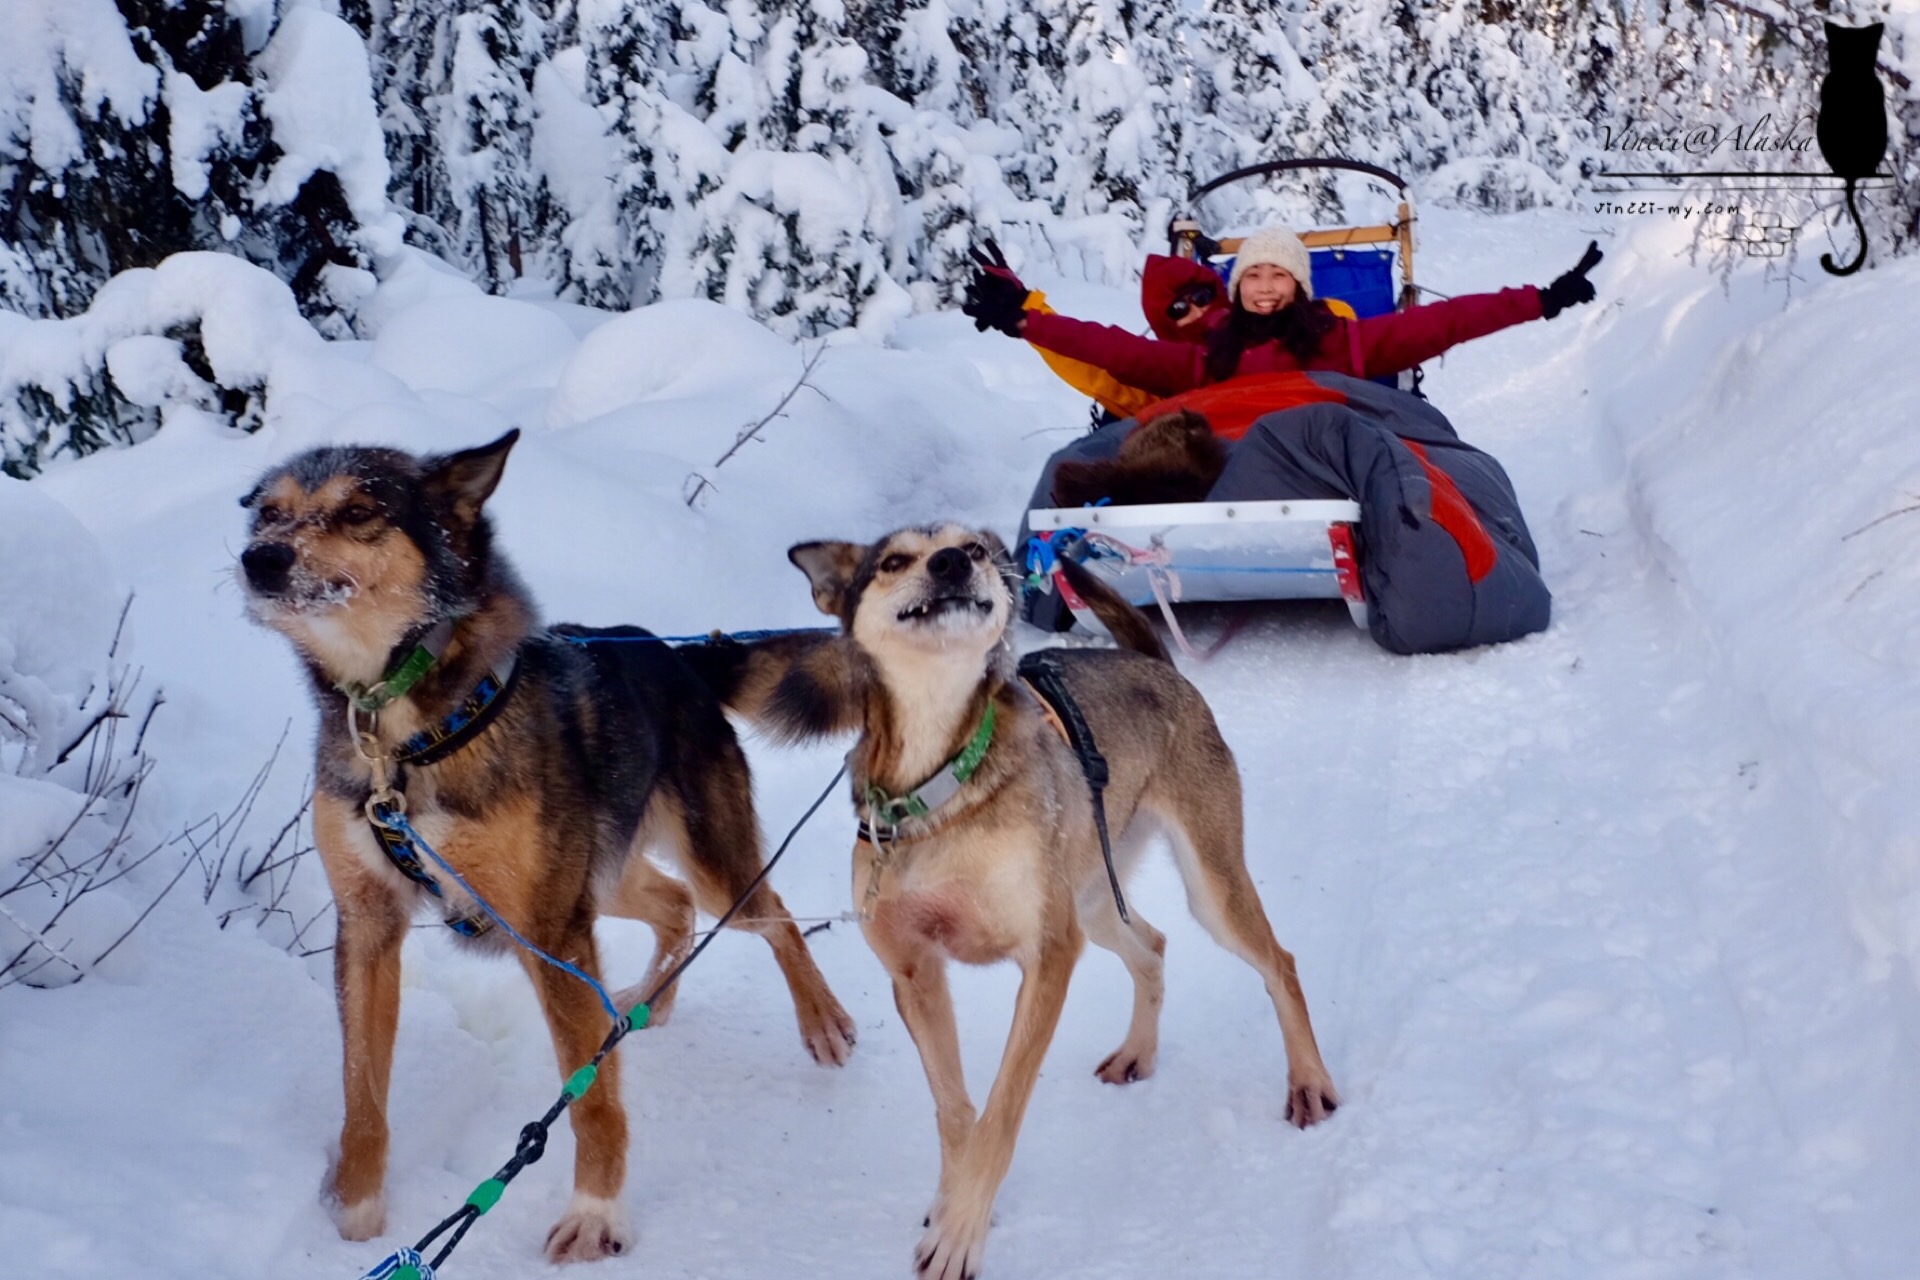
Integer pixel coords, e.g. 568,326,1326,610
358,762,847,1280
555,625,836,646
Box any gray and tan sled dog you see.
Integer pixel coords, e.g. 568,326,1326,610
709,523,1338,1280
236,429,855,1263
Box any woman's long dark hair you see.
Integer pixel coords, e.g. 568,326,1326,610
1203,297,1339,383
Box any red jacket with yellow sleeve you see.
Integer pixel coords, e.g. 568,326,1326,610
1020,287,1545,398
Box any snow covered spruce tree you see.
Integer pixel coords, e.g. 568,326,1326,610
570,0,680,308
0,0,400,475
376,0,563,292
666,0,900,335
1379,0,1580,209
1,1,394,326
1054,0,1181,243
973,0,1072,211
1184,0,1333,223
577,0,909,336
847,0,1000,305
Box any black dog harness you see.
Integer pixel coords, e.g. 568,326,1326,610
1017,650,1131,923
361,655,522,937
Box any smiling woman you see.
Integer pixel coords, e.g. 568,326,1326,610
964,226,1603,405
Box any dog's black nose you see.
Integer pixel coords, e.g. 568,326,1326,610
242,542,296,593
926,547,971,585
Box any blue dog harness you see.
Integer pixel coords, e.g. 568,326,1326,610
358,653,521,937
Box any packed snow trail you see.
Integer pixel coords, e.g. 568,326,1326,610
6,209,1918,1280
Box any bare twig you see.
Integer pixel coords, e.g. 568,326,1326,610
87,843,197,971
683,345,829,507
1840,499,1920,542
0,900,85,983
1845,570,1884,602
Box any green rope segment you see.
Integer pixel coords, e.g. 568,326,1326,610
465,1179,506,1216
628,1002,651,1031
562,1065,598,1100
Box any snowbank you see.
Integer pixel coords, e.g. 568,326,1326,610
1587,221,1920,980
4,210,1918,1278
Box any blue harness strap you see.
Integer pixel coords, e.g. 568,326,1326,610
368,803,490,938
393,660,517,766
361,1246,434,1280
364,656,521,937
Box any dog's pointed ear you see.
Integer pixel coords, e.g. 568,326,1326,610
788,540,865,618
426,429,520,526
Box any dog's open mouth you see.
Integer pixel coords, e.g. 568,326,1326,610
897,593,993,624
246,576,359,617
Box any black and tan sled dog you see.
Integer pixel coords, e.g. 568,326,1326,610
237,429,855,1262
710,523,1338,1280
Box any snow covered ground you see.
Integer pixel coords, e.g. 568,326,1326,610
4,207,1919,1280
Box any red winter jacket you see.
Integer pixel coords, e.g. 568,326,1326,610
1139,254,1231,340
1021,287,1545,396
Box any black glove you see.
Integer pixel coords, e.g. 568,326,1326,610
1539,241,1603,319
961,239,1029,337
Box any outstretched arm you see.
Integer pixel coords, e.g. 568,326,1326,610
1349,240,1603,378
1021,310,1207,397
960,238,1206,397
1348,287,1545,378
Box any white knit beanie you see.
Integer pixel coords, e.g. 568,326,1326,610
1228,226,1314,301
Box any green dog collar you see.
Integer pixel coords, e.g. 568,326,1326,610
339,620,456,713
861,700,997,831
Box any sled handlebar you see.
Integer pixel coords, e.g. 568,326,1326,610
1186,158,1411,209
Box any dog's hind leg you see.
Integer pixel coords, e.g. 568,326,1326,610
315,796,409,1242
1147,763,1339,1127
520,932,636,1263
662,788,858,1066
601,849,695,1027
1080,898,1167,1084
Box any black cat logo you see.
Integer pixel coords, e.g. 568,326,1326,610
1818,21,1888,277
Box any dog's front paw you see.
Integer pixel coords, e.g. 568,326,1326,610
915,1201,990,1280
1285,1071,1340,1128
545,1194,633,1263
1094,1044,1156,1084
332,1195,387,1243
799,993,859,1067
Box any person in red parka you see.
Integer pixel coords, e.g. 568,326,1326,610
1138,252,1233,340
963,226,1603,397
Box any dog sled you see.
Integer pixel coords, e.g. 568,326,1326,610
1020,157,1555,656
1022,158,1421,646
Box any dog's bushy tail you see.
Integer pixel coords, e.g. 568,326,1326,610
679,631,864,742
677,632,825,719
1058,557,1172,664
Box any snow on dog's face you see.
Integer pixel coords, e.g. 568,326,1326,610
790,524,1017,659
238,431,517,682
